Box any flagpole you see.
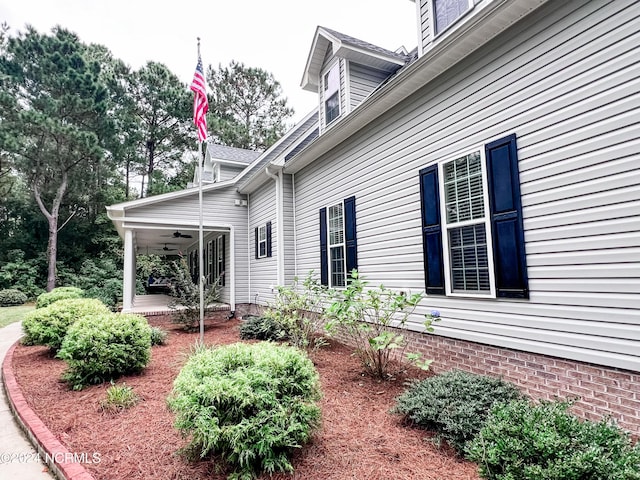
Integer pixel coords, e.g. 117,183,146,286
197,37,205,345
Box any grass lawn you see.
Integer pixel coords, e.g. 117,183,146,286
0,304,35,329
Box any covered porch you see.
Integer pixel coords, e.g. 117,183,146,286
126,293,230,315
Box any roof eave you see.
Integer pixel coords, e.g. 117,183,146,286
285,0,549,174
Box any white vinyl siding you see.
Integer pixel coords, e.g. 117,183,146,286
349,62,391,110
249,180,277,305
218,164,245,182
126,186,248,305
293,0,640,371
283,174,296,285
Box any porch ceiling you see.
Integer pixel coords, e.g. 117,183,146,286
132,226,224,256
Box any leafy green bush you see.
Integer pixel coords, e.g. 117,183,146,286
36,286,85,309
265,273,329,351
168,258,221,331
239,315,287,341
150,326,168,346
57,312,152,390
168,342,322,480
100,382,140,413
392,370,523,453
0,249,44,299
21,298,110,351
466,398,640,480
0,288,28,306
325,270,439,378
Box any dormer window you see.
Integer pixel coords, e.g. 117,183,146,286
433,0,473,35
323,62,340,125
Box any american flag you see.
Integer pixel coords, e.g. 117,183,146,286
190,55,208,142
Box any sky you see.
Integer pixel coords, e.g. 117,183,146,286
1,0,419,124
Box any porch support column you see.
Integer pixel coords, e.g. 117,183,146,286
230,226,236,313
122,228,135,312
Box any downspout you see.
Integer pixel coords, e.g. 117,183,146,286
265,165,284,286
292,173,298,277
247,193,251,304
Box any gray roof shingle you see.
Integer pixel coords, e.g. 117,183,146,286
206,144,262,164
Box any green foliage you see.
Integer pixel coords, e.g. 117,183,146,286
168,342,322,480
74,258,123,310
207,60,294,151
466,398,640,480
0,250,45,299
325,270,439,378
265,273,330,351
168,257,221,331
36,286,85,309
57,312,152,390
22,297,110,351
238,315,286,342
100,381,140,413
0,288,28,306
150,326,168,346
392,370,523,453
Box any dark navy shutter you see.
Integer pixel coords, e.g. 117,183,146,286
344,196,357,278
485,134,529,298
319,207,328,286
266,221,272,257
254,227,259,259
419,165,445,295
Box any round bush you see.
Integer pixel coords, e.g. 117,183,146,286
168,342,322,479
467,399,640,480
239,315,287,341
392,370,523,453
57,313,152,390
22,298,110,351
36,286,84,309
0,289,28,307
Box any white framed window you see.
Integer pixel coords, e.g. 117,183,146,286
439,150,495,296
327,202,346,288
216,235,225,286
257,225,267,259
432,0,473,36
323,62,340,125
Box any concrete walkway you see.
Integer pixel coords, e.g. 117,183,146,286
0,321,54,479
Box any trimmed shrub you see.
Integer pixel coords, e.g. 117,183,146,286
466,398,640,480
150,326,168,346
238,315,287,341
392,370,523,454
36,286,84,309
0,288,28,307
57,313,152,390
168,342,322,479
22,298,110,351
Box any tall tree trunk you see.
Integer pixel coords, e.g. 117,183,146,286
33,171,68,292
146,139,155,196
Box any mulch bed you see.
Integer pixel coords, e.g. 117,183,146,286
11,318,481,480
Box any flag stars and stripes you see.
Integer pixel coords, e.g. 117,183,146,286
190,56,208,142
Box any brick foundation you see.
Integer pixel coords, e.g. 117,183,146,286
401,329,640,436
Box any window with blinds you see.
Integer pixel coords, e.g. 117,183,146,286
328,203,346,287
442,152,491,294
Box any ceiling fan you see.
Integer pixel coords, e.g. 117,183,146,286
162,244,177,252
162,231,193,239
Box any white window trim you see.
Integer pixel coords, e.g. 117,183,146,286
257,225,267,259
327,201,347,289
430,0,475,39
322,60,341,127
438,146,496,298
